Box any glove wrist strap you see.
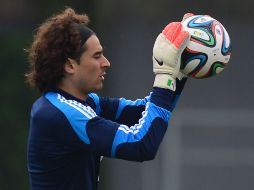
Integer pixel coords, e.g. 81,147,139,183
153,74,176,91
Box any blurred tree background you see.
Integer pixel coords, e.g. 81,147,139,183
0,0,253,190
0,1,96,189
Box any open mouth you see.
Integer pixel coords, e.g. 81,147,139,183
100,72,106,80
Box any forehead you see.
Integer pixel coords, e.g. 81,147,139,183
84,35,102,53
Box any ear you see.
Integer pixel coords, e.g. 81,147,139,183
64,58,77,74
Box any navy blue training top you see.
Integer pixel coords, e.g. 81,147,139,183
27,80,186,190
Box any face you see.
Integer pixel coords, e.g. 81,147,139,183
71,35,110,94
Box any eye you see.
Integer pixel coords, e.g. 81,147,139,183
93,51,103,59
94,54,101,59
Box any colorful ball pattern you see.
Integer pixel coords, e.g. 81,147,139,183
181,15,231,78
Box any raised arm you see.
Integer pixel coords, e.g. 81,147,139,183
87,93,150,126
45,87,172,161
43,21,190,161
87,78,187,126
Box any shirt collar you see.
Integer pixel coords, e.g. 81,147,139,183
51,89,86,104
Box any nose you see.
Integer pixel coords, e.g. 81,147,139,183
101,55,111,68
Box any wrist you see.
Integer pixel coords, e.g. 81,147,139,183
153,74,176,91
151,87,175,111
175,77,188,95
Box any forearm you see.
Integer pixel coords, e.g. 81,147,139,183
88,93,150,126
109,87,174,161
171,77,188,110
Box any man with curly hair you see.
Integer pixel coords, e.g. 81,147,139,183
26,7,190,190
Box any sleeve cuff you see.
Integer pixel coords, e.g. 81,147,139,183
150,87,175,111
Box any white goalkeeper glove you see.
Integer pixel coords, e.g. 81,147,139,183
176,13,195,81
153,22,190,91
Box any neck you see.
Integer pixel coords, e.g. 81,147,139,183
57,80,88,101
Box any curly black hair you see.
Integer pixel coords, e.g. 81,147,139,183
26,8,90,93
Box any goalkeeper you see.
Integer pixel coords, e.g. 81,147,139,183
26,8,190,190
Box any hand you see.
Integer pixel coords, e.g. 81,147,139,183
153,22,190,91
176,12,195,80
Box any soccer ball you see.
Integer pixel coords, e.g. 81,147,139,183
181,15,231,78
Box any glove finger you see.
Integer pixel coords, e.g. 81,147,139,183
173,30,190,50
162,22,181,43
162,22,190,50
174,31,190,72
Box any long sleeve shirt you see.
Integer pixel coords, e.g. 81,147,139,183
27,80,186,190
